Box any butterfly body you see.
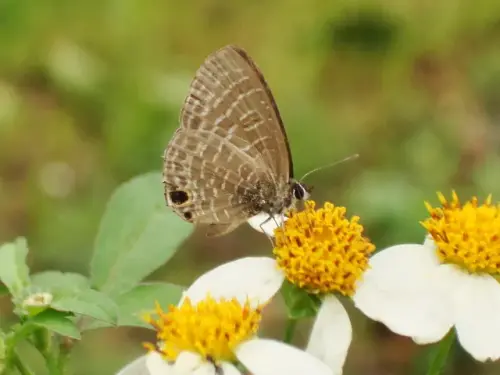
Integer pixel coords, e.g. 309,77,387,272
239,180,293,215
163,45,311,236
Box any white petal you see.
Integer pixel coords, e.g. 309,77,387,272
145,352,173,375
219,362,241,375
173,352,203,373
236,338,333,375
247,213,287,236
182,257,284,308
115,355,149,375
422,234,435,249
440,265,500,361
358,244,440,292
353,244,453,343
307,296,351,375
191,363,216,375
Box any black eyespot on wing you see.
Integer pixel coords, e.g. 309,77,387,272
169,190,189,205
183,211,193,221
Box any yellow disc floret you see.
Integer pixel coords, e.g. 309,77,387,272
422,191,500,274
143,296,262,363
274,200,375,296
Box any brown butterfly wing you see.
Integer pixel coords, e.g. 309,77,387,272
163,45,293,235
180,45,293,182
163,127,270,235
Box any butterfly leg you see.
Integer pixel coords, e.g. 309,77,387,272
259,215,276,246
276,214,286,234
272,215,284,234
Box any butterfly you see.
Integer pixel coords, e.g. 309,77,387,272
162,45,311,236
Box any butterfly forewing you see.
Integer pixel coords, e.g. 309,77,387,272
180,46,293,182
163,45,296,236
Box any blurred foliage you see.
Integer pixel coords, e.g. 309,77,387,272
0,174,188,374
1,0,500,374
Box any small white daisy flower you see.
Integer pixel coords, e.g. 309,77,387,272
21,291,53,316
353,192,500,362
22,292,53,308
116,257,332,375
249,200,376,374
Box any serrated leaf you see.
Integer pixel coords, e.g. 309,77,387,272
31,271,89,293
115,282,184,327
51,289,118,325
0,238,30,297
90,172,192,297
281,281,321,319
32,310,81,339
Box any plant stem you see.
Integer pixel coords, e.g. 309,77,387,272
284,318,297,344
43,351,61,375
57,337,74,374
6,323,36,347
39,337,62,375
426,330,455,375
11,350,35,375
31,328,65,375
4,323,37,375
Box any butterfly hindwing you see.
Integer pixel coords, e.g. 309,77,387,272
163,128,269,227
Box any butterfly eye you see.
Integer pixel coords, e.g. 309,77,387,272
169,190,190,205
293,184,308,200
183,211,193,221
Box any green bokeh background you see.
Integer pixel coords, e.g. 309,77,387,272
1,1,500,374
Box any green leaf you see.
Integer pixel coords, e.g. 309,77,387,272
424,330,455,375
0,238,30,297
281,281,321,319
51,289,118,325
80,282,184,331
283,318,298,344
32,310,81,339
0,283,9,296
115,282,184,327
90,172,192,297
31,271,89,293
78,318,111,331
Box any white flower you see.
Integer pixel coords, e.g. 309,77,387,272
145,339,333,375
353,192,500,362
306,295,352,375
247,201,375,374
22,292,53,308
116,257,332,375
115,355,148,375
21,292,53,316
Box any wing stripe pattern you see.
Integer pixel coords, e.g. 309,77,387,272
163,45,294,236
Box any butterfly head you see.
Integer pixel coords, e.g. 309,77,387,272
292,181,313,201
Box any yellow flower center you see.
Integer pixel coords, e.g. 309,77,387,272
421,191,500,274
274,200,375,296
143,296,262,363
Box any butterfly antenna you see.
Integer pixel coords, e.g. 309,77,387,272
299,153,360,182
